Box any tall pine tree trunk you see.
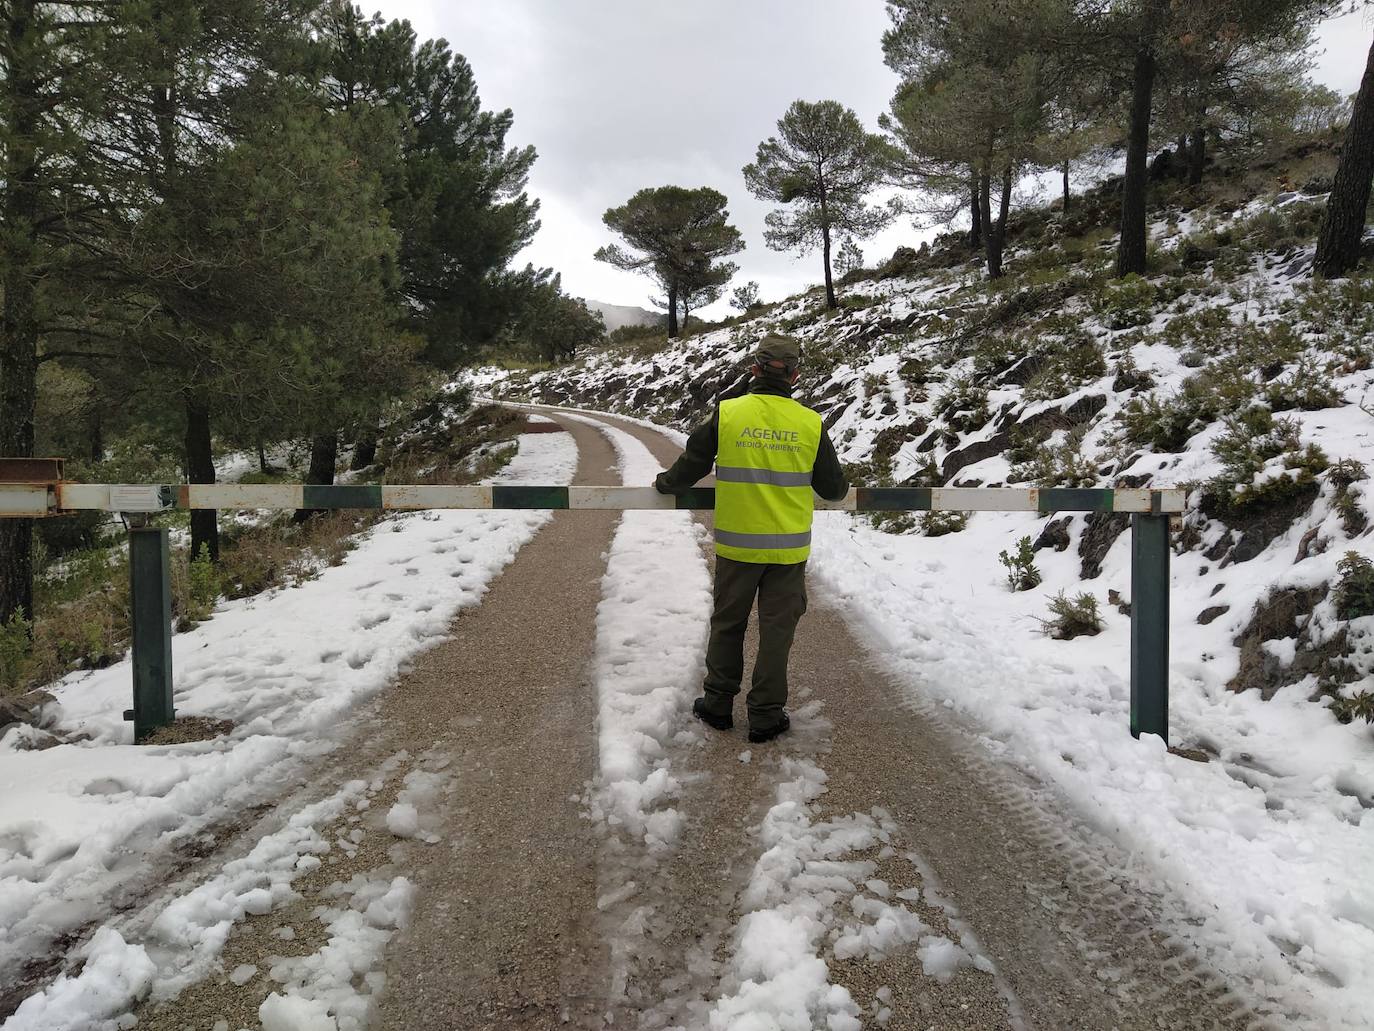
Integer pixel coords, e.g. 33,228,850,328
184,397,219,563
0,0,42,625
1062,159,1071,216
88,405,103,462
1315,34,1374,279
819,184,836,309
969,167,983,248
983,164,1013,279
350,429,377,471
1117,23,1159,278
307,432,337,485
666,281,679,338
1187,116,1206,185
294,431,338,523
0,256,38,627
978,167,996,277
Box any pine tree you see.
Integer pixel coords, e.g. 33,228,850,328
744,100,897,308
1113,0,1327,276
881,2,1065,278
594,186,744,338
502,268,605,363
0,1,123,624
834,239,864,278
730,281,761,313
314,3,541,474
1315,32,1374,278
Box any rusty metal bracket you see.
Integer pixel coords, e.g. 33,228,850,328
0,458,64,517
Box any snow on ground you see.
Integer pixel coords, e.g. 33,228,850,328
574,402,1372,1029
571,414,712,853
480,186,1374,1028
0,428,577,1020
567,412,996,1029
809,508,1374,1030
706,757,986,1031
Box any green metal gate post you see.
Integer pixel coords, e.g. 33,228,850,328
124,526,174,741
1130,513,1170,742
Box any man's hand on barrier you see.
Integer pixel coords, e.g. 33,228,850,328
653,472,676,495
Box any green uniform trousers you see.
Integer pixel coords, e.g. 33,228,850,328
701,556,808,731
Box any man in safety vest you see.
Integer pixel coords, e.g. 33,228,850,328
654,334,848,743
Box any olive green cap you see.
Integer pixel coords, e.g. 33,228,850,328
754,333,802,370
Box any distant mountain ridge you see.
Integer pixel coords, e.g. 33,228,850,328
585,300,661,333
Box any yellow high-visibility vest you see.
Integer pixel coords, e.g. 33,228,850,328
714,393,822,564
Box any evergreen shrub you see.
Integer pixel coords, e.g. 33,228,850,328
0,613,31,693
920,510,968,537
1093,274,1157,329
1039,591,1103,639
1204,407,1328,512
1334,552,1374,621
999,536,1043,591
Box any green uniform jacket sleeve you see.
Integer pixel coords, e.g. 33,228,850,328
812,430,849,501
655,412,718,493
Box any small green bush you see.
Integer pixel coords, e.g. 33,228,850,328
1232,322,1303,378
1330,459,1368,536
1093,274,1157,330
188,546,220,620
1111,352,1154,392
0,612,32,693
920,510,969,537
1010,428,1098,488
1022,336,1107,402
1160,307,1234,351
1298,274,1374,336
1334,552,1374,621
999,536,1043,591
1264,356,1343,412
898,356,939,394
936,378,990,434
1114,363,1259,454
1038,591,1103,639
1329,690,1374,724
869,511,919,535
1205,407,1328,511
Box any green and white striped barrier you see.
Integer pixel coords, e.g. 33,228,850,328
0,461,1180,747
6,482,1188,516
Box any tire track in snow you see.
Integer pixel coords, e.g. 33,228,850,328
557,413,749,1022
563,407,1275,1030
578,411,1013,1031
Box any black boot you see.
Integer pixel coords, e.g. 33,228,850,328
693,697,733,731
748,711,790,744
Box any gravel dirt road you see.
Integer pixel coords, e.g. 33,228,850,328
122,406,1270,1031
597,409,1270,1031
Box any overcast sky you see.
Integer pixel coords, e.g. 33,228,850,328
374,1,1370,318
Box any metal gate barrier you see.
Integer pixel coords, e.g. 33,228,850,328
0,459,1184,744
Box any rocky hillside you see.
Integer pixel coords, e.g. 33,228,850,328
481,136,1374,731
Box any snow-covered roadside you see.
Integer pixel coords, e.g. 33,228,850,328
705,757,988,1031
572,413,1000,1029
592,410,1372,1030
570,414,711,852
0,427,577,1020
809,511,1374,1030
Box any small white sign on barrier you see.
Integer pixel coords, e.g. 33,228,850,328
110,485,168,513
